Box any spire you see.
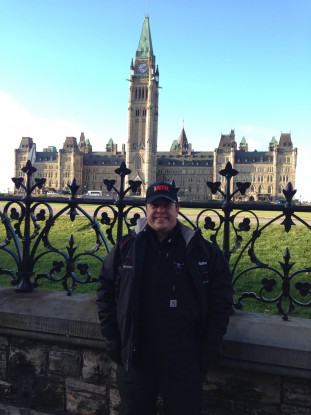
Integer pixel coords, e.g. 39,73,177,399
136,16,153,58
239,136,248,152
106,138,114,152
79,132,86,147
178,128,188,151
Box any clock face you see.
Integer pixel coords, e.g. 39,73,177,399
138,63,147,74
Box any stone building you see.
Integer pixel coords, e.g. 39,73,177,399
14,17,297,202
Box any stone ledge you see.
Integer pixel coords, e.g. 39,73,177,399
1,287,311,378
0,287,102,346
223,311,311,378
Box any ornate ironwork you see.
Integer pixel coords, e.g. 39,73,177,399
0,160,310,319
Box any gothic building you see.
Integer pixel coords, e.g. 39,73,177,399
14,17,297,202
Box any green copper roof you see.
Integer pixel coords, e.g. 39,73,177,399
240,136,247,144
170,140,179,151
137,16,153,58
271,136,277,143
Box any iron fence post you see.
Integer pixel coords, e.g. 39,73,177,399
222,174,233,262
15,195,33,292
11,160,46,292
116,172,126,242
103,161,142,243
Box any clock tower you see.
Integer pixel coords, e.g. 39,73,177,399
126,16,159,195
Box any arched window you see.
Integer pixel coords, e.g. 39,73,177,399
268,185,272,194
134,155,142,170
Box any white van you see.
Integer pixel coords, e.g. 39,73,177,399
85,190,103,197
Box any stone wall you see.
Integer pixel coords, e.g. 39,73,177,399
0,287,310,415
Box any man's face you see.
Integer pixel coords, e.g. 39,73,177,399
146,198,180,238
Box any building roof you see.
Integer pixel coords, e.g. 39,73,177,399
35,151,58,161
279,133,293,149
157,151,214,167
178,127,189,150
235,150,273,163
170,140,179,151
218,129,236,148
83,152,124,166
63,136,79,149
136,16,153,58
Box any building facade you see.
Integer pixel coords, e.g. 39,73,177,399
14,17,297,202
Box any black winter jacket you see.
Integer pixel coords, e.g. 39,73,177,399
96,218,233,370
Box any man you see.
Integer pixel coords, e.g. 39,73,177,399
97,181,233,415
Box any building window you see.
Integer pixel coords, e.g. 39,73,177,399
134,155,142,170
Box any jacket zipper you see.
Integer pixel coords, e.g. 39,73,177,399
126,317,135,371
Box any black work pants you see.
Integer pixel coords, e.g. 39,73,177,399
116,344,203,415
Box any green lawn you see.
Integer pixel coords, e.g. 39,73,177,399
0,202,310,319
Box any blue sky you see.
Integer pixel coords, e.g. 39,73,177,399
1,0,310,200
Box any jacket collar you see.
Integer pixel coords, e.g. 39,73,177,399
135,217,197,246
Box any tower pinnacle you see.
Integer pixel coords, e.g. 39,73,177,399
136,16,153,58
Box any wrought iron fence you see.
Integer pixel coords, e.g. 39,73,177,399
0,160,310,320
